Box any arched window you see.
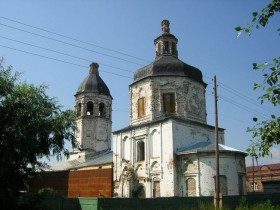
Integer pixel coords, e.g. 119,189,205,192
99,102,105,117
137,141,145,161
77,103,82,116
86,101,94,115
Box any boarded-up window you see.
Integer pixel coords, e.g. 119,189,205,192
138,98,145,118
137,141,145,161
153,181,161,198
86,101,94,115
163,93,175,114
186,178,196,197
214,175,228,196
238,174,244,195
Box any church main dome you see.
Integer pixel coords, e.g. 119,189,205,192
134,55,203,82
134,20,204,84
76,63,112,97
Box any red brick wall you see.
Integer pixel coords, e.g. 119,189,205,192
68,168,113,198
29,167,113,198
246,164,280,193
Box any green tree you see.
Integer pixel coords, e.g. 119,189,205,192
0,59,77,208
235,0,280,157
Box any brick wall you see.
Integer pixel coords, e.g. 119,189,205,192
246,163,280,193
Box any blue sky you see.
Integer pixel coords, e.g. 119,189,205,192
0,0,279,166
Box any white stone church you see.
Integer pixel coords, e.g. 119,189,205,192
112,20,246,198
50,20,246,198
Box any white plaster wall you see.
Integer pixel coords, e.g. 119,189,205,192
160,121,175,197
178,153,246,197
113,120,177,198
130,77,207,126
172,120,225,152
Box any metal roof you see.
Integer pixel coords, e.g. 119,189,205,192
76,63,112,98
176,141,246,155
133,55,204,84
48,150,113,171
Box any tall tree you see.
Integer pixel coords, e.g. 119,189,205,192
235,0,280,157
0,59,77,208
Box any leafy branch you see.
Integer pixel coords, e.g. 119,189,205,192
235,0,280,35
235,1,280,157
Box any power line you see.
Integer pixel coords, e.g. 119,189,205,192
219,95,270,120
1,16,277,120
204,76,280,116
0,44,133,79
207,112,250,125
218,80,280,116
0,35,134,74
206,90,271,122
0,16,150,63
0,23,144,66
205,76,279,116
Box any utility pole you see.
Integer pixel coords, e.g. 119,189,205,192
214,75,220,209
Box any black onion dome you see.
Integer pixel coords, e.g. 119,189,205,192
76,63,112,98
134,55,204,83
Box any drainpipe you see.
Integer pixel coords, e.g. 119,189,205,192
160,122,163,179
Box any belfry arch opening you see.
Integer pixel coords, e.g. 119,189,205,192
99,102,106,117
86,101,94,115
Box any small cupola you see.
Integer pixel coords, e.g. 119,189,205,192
76,62,112,98
154,19,178,58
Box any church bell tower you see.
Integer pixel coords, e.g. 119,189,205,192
70,63,112,160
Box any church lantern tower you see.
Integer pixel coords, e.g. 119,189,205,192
70,63,112,160
131,19,207,126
